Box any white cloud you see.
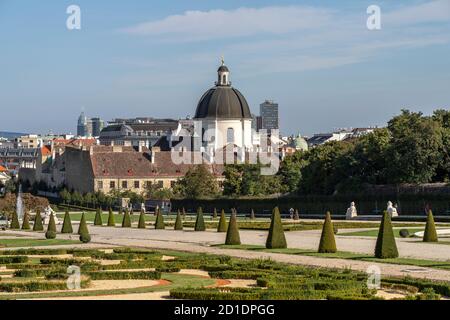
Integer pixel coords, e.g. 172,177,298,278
384,0,450,26
122,6,334,40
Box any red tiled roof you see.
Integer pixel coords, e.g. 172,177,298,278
41,145,52,156
0,165,7,172
89,148,224,179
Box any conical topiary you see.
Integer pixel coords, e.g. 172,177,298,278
175,210,183,230
107,208,115,227
250,209,256,220
45,213,57,239
78,212,89,235
375,211,399,259
122,209,131,228
182,207,186,217
423,210,438,242
225,212,241,245
33,209,44,231
213,208,218,219
318,212,337,253
294,209,300,221
61,210,73,234
138,210,146,229
155,209,165,229
94,208,103,226
266,207,287,249
217,209,228,232
10,211,20,229
21,212,31,230
194,207,206,231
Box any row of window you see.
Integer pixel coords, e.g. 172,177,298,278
97,180,176,190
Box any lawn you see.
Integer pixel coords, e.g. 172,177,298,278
0,238,80,248
340,228,428,238
217,244,450,270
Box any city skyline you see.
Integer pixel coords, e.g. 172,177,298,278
0,0,449,136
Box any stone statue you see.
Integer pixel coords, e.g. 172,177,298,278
141,202,146,213
387,201,398,217
43,205,59,225
346,202,357,219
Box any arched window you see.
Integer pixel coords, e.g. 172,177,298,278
227,128,235,144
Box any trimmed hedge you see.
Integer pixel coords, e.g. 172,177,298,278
318,212,337,253
174,210,183,230
33,209,44,231
423,210,438,242
78,212,89,235
107,208,115,226
61,210,73,234
122,209,132,228
375,211,399,259
225,212,241,245
155,210,165,229
0,278,91,293
217,209,228,233
266,207,287,249
21,212,31,230
10,211,20,229
86,271,161,280
0,256,29,264
94,208,103,226
138,211,146,229
195,207,206,231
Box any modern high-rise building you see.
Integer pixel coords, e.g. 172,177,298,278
77,112,105,137
260,100,279,131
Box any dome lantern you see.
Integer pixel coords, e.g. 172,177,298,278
216,56,230,86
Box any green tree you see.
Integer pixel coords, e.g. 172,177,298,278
122,209,131,228
194,207,206,231
94,208,103,226
78,212,89,235
318,212,337,253
375,211,399,258
225,212,241,245
107,208,115,227
174,165,219,199
33,209,44,231
266,207,287,249
278,151,308,193
423,210,438,242
61,210,73,234
138,210,146,229
174,210,183,231
155,209,165,229
217,209,228,232
21,212,31,230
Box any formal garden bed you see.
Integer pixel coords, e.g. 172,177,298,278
0,247,447,300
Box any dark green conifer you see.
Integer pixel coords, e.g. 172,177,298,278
94,208,103,226
107,208,115,227
374,211,399,259
217,209,228,232
33,209,44,231
174,210,183,230
194,207,206,231
266,207,287,249
318,212,337,253
423,210,438,242
61,210,73,234
225,212,241,245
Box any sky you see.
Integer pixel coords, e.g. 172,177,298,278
0,0,449,136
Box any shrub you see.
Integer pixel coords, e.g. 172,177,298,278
107,208,115,227
217,209,228,233
78,212,89,235
33,209,44,231
21,212,31,230
46,213,57,233
94,208,103,226
80,232,91,243
399,229,410,238
318,212,337,253
122,209,131,228
175,210,183,230
45,230,56,239
86,270,161,280
374,211,399,259
155,210,165,229
138,210,146,229
250,209,256,220
266,207,287,249
0,256,29,264
10,211,20,229
423,210,438,242
195,207,206,231
61,210,73,234
225,212,241,245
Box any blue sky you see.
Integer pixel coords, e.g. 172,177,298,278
0,0,449,136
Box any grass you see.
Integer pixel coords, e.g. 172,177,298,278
0,273,215,300
0,239,80,248
217,244,450,270
340,227,450,238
